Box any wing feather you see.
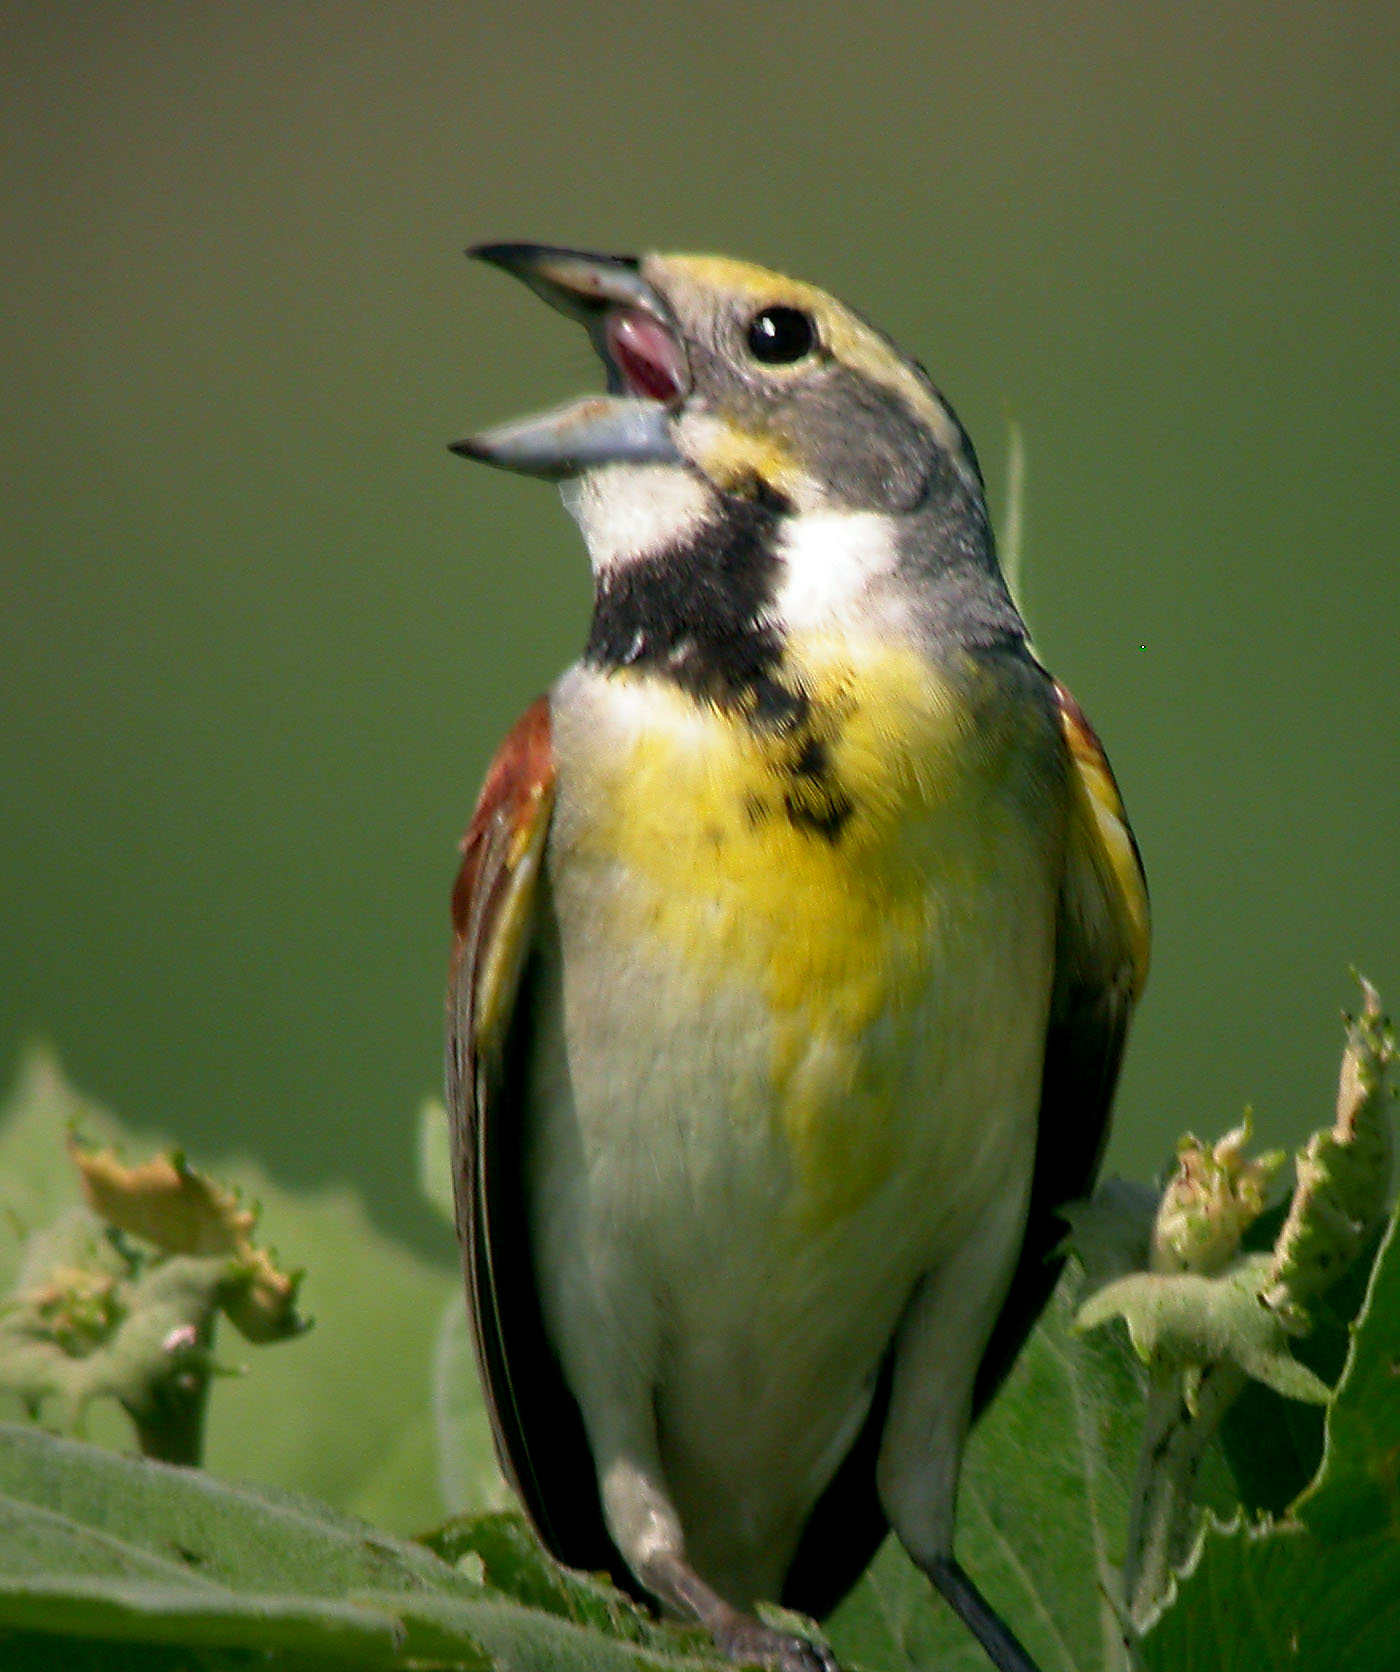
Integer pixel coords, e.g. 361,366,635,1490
445,698,622,1574
972,677,1149,1406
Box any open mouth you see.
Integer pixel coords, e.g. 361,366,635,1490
451,244,690,479
602,306,689,403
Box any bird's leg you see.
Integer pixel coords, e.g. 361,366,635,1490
926,1554,1042,1672
643,1550,841,1672
876,1194,1044,1672
600,1454,839,1672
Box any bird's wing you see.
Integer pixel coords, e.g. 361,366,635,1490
972,677,1150,1407
784,678,1149,1620
445,696,623,1575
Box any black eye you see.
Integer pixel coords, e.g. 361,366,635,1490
746,306,817,365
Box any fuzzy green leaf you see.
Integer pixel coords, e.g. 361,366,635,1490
1215,1221,1376,1515
0,1050,471,1532
0,1424,725,1669
1077,1256,1331,1405
1141,1191,1400,1670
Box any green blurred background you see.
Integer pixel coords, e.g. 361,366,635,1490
3,3,1396,1259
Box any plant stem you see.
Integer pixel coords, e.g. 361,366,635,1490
1122,1359,1247,1631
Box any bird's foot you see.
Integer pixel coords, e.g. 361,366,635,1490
639,1547,841,1672
711,1613,841,1672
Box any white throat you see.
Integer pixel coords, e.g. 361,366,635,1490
770,509,904,635
561,463,716,577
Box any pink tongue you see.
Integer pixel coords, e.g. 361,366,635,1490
605,307,688,401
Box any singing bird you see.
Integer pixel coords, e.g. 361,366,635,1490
445,245,1148,1672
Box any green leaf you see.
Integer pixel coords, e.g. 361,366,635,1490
1215,1223,1376,1515
1135,1523,1400,1671
1076,1256,1331,1404
202,1176,459,1533
0,1424,725,1669
828,1280,1143,1672
1214,1377,1327,1521
0,1051,123,1296
1294,1202,1400,1543
1141,1191,1400,1670
1057,1177,1156,1293
418,1097,510,1518
425,1511,700,1652
1266,978,1395,1331
433,1293,510,1516
418,1095,456,1228
0,1050,478,1533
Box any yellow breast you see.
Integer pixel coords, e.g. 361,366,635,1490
555,634,1060,1226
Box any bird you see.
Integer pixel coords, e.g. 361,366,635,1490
445,244,1149,1672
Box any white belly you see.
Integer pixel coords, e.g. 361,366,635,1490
525,660,1063,1603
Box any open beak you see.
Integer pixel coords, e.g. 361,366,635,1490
450,243,690,479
